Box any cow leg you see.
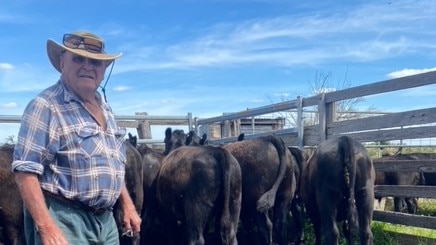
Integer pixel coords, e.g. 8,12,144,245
223,189,241,245
184,200,211,245
311,218,323,245
304,199,322,245
320,216,339,245
272,199,291,245
356,189,374,245
357,209,374,245
318,192,340,245
393,197,407,213
342,221,352,245
290,196,305,245
255,211,273,245
239,213,260,245
2,226,22,245
156,209,183,245
184,219,206,245
405,198,418,214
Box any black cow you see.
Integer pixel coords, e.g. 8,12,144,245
186,130,208,146
125,134,145,213
398,153,436,186
237,133,245,142
136,143,166,245
301,136,375,245
146,145,242,245
0,144,25,245
140,128,209,245
287,147,306,245
374,153,424,214
114,137,144,245
163,127,187,155
139,128,186,217
137,143,164,212
223,135,295,245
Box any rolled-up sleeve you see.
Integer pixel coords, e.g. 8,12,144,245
12,97,57,175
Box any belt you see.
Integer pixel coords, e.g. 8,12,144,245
43,190,110,216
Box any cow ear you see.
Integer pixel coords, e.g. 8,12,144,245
200,134,208,145
185,133,193,145
164,128,172,143
238,133,245,141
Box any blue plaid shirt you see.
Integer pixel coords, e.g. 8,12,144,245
12,80,126,210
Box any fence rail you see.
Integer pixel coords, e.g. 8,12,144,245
192,70,436,231
2,70,436,231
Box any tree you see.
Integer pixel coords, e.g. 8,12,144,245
5,135,15,144
309,70,376,122
267,70,376,129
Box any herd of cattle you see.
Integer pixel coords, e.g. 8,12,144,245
1,128,436,245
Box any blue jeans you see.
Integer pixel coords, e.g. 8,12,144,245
24,195,119,245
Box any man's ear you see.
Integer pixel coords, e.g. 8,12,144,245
59,53,65,71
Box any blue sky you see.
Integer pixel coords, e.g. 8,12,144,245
1,0,436,142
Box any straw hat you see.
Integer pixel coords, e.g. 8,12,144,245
47,31,122,72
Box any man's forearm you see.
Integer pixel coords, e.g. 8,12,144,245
118,185,137,211
15,172,56,230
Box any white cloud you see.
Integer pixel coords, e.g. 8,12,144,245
113,86,131,92
250,99,265,103
273,92,290,98
116,0,436,73
0,63,14,70
387,67,436,79
0,102,18,109
0,64,57,93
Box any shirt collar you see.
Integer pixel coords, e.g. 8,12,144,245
59,79,103,105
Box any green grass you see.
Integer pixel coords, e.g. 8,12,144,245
418,199,436,217
372,198,436,244
293,199,436,245
298,221,435,245
366,146,436,244
376,222,436,239
371,222,400,245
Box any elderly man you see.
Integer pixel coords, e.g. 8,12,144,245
12,31,141,244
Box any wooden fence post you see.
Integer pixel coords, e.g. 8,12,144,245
135,112,152,139
296,96,304,149
318,93,327,142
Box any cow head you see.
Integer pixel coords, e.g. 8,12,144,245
164,127,187,155
185,130,208,146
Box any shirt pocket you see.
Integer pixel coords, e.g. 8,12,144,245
115,139,127,165
75,124,102,158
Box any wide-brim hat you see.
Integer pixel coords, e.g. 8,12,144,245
47,31,122,72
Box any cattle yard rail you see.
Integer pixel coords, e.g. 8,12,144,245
194,70,436,231
373,158,436,229
2,71,436,233
0,113,194,145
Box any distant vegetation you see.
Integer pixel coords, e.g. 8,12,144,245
294,199,436,245
366,144,436,159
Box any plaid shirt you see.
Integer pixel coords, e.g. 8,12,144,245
12,80,126,210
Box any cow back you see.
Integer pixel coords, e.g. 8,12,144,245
224,137,293,206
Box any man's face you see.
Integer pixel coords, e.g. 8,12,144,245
59,51,106,97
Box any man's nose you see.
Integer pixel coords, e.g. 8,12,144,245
81,58,94,68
